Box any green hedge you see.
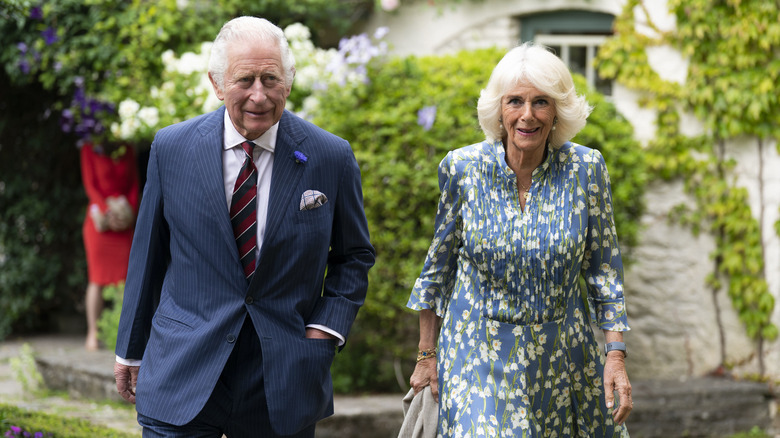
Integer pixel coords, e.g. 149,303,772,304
314,47,646,393
0,404,136,438
0,0,373,339
0,73,87,339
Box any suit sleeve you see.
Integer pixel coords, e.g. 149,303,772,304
115,142,170,360
307,148,375,346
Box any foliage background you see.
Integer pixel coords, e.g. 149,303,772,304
0,0,373,339
597,0,779,372
1,0,647,394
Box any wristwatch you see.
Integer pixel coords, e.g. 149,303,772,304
604,342,627,357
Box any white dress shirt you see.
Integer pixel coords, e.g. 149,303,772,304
221,110,276,255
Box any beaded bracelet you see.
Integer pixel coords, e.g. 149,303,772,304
416,347,437,362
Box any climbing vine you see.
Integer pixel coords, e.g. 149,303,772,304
597,0,780,374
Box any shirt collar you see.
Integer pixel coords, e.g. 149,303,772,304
222,109,278,153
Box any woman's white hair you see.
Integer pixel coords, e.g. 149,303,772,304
477,42,591,149
208,16,296,91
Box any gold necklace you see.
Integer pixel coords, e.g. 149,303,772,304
517,179,531,201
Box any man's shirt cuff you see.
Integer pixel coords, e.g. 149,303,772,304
116,356,142,367
306,324,345,346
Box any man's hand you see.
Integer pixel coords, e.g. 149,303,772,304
603,352,632,424
114,362,139,404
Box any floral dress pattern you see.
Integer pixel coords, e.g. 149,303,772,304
408,140,630,437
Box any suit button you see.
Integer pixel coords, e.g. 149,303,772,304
245,296,254,305
227,334,236,343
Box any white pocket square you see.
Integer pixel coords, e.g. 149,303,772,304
300,190,328,211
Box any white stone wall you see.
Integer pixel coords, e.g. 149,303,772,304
361,0,780,379
363,0,622,56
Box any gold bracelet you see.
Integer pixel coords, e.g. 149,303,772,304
416,347,437,362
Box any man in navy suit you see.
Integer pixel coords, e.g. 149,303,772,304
113,16,375,437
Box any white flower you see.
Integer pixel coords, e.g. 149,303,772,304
137,107,159,128
118,99,140,119
177,51,206,75
161,50,176,68
284,23,311,42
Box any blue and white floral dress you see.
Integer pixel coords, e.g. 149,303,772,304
408,140,630,437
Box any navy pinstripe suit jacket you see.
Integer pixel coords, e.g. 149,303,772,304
115,106,375,435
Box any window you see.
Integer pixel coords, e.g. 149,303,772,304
520,11,614,95
535,34,611,95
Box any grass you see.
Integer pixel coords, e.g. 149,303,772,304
0,403,137,438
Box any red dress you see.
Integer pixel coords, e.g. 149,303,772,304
80,144,139,285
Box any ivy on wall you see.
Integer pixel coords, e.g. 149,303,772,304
597,0,779,374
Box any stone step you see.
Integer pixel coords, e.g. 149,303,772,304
29,341,780,438
626,379,778,438
33,349,404,437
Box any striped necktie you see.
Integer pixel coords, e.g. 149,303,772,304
230,141,257,280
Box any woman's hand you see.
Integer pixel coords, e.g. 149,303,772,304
603,351,632,425
410,357,438,403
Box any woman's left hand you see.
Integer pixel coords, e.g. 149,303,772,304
603,351,632,425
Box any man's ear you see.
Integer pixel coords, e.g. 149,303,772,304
208,72,225,101
285,67,296,98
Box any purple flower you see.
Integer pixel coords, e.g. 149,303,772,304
417,105,437,131
16,42,28,54
30,6,43,20
374,27,389,40
18,60,30,74
293,151,308,164
41,27,58,45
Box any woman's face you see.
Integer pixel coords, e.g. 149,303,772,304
500,82,556,157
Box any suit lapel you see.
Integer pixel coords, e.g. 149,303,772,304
260,111,307,260
191,107,239,263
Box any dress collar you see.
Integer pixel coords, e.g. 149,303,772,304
491,139,553,180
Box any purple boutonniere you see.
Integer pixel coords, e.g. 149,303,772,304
293,151,308,164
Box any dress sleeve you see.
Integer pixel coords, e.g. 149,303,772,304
80,144,107,211
581,149,630,332
407,151,463,317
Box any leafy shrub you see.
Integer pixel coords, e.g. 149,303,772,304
97,283,124,351
9,344,44,395
313,47,645,392
0,404,135,438
0,73,87,340
0,1,374,340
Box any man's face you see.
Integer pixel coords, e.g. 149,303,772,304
210,41,290,139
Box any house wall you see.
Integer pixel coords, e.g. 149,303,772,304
360,0,780,379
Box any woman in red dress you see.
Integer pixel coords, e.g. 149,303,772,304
80,142,139,350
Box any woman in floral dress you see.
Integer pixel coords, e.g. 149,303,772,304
408,43,632,437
